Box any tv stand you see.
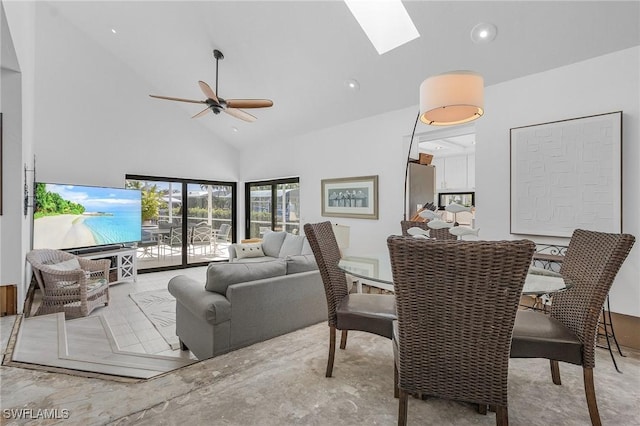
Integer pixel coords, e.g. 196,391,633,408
79,247,137,285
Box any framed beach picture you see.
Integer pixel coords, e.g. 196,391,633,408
321,175,378,219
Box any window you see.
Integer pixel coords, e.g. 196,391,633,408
245,178,299,239
126,175,236,272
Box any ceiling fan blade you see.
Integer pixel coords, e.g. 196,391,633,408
149,94,205,104
224,108,257,123
226,99,273,109
191,106,211,119
198,81,219,102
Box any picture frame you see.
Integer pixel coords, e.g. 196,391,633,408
438,192,475,210
510,111,622,237
338,256,380,281
321,175,378,219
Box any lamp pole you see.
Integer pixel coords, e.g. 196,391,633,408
403,112,421,220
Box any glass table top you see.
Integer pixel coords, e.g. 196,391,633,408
338,254,572,296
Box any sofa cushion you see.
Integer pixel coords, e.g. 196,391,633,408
205,259,287,295
262,231,287,257
232,256,279,263
235,243,265,259
301,237,313,255
286,255,318,274
279,233,306,258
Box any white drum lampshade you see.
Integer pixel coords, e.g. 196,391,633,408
419,71,484,126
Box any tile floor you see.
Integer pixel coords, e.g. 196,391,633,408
29,266,208,360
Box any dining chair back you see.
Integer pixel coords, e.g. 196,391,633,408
511,229,635,426
304,221,396,378
400,220,429,237
387,236,535,426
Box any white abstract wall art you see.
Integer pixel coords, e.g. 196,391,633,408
510,111,622,237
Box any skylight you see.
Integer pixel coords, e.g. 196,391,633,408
344,0,420,55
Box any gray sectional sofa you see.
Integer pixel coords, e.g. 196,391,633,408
168,231,327,360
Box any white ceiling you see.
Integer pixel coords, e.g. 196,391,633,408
45,1,640,149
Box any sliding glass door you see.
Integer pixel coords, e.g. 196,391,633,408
126,175,236,272
245,178,299,239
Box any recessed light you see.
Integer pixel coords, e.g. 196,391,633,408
471,23,497,44
111,28,117,34
231,126,238,133
344,79,360,91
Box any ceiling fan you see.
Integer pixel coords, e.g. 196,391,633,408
149,49,273,122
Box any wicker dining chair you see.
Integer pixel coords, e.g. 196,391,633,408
26,249,110,319
511,229,635,426
400,220,430,236
304,221,397,378
427,225,458,240
387,236,535,426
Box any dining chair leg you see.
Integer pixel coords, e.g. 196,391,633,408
398,389,409,426
340,329,348,350
584,367,602,426
326,326,336,378
477,404,487,415
394,363,399,398
495,405,508,426
550,360,562,385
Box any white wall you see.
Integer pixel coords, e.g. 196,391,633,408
32,5,240,187
240,106,417,255
241,47,640,317
475,46,640,317
1,0,36,312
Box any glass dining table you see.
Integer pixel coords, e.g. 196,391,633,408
338,254,573,296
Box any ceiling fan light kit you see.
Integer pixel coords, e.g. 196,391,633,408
419,70,484,126
149,49,273,123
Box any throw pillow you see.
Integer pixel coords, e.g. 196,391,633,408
278,233,305,258
46,258,81,271
301,237,313,255
261,231,287,257
235,243,265,259
286,255,318,274
205,259,287,294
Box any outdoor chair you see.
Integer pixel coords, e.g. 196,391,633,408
387,236,535,426
26,249,110,319
511,229,635,426
304,221,396,378
191,222,213,255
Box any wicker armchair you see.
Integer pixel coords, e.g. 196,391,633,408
511,229,635,426
387,236,535,426
304,221,396,378
26,249,110,319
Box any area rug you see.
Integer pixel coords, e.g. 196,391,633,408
129,289,179,350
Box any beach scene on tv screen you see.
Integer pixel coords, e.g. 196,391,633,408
33,183,141,250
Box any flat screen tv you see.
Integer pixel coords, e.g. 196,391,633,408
33,182,142,250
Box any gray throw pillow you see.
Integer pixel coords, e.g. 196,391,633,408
286,255,318,274
301,237,313,255
261,231,287,257
205,259,287,295
279,233,305,257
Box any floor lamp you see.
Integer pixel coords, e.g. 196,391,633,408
403,71,484,220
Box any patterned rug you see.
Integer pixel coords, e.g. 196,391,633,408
129,289,179,350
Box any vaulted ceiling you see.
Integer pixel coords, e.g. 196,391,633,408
46,1,640,148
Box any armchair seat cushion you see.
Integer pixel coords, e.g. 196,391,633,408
511,310,583,365
336,293,396,339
